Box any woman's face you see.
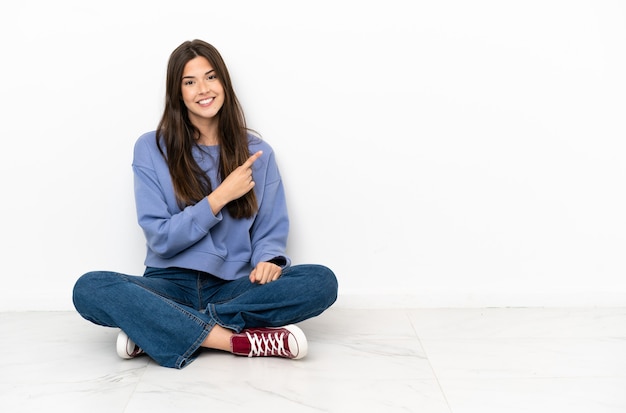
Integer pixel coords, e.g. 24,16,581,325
180,56,225,128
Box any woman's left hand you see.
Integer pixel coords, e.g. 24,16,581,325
249,262,282,284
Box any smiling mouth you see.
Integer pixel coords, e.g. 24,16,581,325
198,98,213,105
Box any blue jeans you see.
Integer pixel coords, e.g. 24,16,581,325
72,265,338,369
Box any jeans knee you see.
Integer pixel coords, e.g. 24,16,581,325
73,271,124,326
72,271,118,312
312,265,339,306
72,272,97,313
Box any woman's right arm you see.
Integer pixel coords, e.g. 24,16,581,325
133,163,222,259
206,150,263,215
132,135,222,259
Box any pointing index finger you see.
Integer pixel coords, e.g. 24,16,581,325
244,150,263,168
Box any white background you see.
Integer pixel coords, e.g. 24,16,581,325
0,0,624,310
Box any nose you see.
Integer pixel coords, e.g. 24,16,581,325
198,79,211,94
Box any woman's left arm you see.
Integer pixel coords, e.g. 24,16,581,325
249,149,292,272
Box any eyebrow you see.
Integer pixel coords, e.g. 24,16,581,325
182,70,215,79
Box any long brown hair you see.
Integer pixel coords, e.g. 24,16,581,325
156,39,257,219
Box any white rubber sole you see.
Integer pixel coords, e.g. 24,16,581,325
283,324,308,359
116,330,136,359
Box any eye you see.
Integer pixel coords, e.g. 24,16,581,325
207,73,217,80
183,79,195,86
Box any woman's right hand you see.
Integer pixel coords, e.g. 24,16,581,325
207,151,263,215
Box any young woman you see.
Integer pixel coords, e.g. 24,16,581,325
72,39,338,369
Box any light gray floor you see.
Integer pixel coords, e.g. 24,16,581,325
1,307,625,412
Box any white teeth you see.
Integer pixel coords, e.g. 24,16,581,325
199,98,212,104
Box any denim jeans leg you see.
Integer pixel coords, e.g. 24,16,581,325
207,264,338,332
73,270,216,369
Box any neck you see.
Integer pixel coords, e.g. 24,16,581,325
194,122,219,146
197,133,218,146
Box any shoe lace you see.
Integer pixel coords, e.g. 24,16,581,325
246,330,289,357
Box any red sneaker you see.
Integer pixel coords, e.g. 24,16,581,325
230,325,308,359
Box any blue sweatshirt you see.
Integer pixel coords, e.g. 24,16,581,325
132,131,291,280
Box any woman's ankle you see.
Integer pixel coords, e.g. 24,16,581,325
201,324,234,352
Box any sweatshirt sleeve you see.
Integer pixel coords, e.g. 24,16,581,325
249,149,292,269
132,136,222,259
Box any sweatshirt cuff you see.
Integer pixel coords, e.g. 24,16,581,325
264,255,291,269
267,256,287,267
189,197,222,230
